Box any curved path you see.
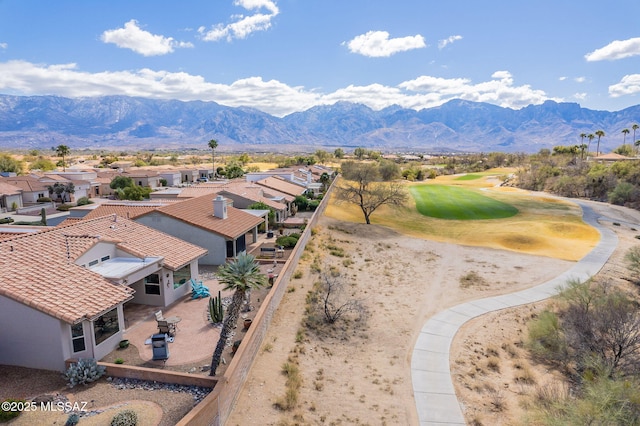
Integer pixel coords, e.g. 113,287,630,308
410,201,619,425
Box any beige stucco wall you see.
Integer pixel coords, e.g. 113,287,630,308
0,295,68,371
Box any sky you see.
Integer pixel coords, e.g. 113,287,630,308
1,0,639,117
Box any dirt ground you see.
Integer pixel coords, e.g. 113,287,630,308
222,197,640,425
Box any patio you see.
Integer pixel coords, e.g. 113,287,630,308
102,262,285,374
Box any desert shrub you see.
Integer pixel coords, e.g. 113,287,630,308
63,358,106,388
0,217,14,224
0,399,25,422
308,199,320,211
76,196,92,206
65,413,80,426
110,409,138,426
114,358,124,364
609,182,637,205
56,203,72,211
37,196,52,203
526,310,565,363
276,233,300,248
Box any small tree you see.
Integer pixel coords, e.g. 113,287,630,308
337,161,408,224
319,269,365,324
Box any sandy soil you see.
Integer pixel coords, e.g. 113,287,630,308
450,200,640,425
226,213,583,425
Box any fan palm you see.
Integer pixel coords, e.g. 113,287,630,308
587,134,595,157
209,253,267,375
633,124,639,155
579,133,587,160
595,130,605,157
208,139,218,180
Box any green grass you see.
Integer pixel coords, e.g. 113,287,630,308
454,174,483,181
410,185,519,220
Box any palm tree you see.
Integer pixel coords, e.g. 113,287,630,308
595,130,605,157
622,128,630,147
633,124,639,155
579,133,587,160
587,133,595,157
209,253,267,376
55,145,70,172
208,139,218,180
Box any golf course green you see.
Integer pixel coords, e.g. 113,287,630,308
410,184,519,220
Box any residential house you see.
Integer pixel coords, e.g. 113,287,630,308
123,171,162,189
179,169,198,184
0,182,23,212
136,193,265,265
254,176,307,199
158,171,181,187
0,175,50,204
0,215,207,371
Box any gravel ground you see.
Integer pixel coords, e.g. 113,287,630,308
0,365,206,426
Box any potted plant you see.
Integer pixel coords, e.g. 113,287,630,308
118,339,129,349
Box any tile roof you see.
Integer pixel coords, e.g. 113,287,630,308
0,176,49,193
81,203,167,221
255,176,307,197
0,216,208,324
145,193,264,239
0,182,22,195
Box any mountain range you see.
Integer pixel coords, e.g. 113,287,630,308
0,94,639,154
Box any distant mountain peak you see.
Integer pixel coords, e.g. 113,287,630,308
0,94,637,153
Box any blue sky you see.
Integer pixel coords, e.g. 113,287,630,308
1,0,639,117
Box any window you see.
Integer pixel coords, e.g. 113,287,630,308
173,264,191,290
71,323,86,353
88,259,99,267
100,255,110,262
144,273,161,295
94,308,119,345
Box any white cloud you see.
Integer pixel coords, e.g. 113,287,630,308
438,35,462,49
0,43,7,50
0,60,560,117
559,76,567,81
101,20,193,56
609,74,640,97
344,31,426,57
198,0,279,42
398,70,557,109
585,37,640,61
574,76,586,83
573,93,587,100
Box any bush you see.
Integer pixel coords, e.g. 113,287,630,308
308,199,320,211
608,182,637,205
76,196,92,206
37,196,52,203
276,233,300,248
0,217,14,224
0,399,25,422
65,413,80,426
56,204,72,211
63,358,106,388
110,409,138,426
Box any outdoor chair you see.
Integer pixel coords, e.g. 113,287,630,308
155,310,164,322
189,278,210,299
157,320,176,337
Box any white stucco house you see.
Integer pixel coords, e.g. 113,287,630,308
0,215,207,371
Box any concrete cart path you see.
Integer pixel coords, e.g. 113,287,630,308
410,201,619,425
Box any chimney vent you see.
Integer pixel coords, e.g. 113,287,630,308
213,195,228,219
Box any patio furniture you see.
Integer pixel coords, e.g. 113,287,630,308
190,278,210,299
155,310,164,322
157,320,176,337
